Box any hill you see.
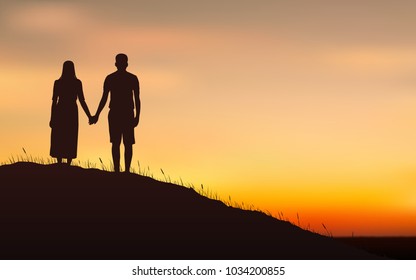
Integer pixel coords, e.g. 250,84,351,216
0,162,378,259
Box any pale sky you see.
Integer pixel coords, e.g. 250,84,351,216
2,0,416,235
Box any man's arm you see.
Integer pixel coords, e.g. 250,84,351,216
92,88,109,124
133,76,140,127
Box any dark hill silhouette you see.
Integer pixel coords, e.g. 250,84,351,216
0,162,379,259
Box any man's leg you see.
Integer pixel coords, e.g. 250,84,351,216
124,144,133,173
109,112,121,173
112,142,121,173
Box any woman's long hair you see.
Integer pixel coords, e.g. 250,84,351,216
60,60,77,80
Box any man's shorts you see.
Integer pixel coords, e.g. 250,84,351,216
108,109,135,145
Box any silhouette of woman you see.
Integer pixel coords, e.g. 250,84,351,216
49,61,92,164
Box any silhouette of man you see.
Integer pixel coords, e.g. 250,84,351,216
91,54,140,173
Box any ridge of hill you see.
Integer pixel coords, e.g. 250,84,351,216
0,162,378,259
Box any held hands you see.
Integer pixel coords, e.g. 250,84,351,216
89,114,99,125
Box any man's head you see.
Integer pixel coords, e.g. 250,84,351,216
115,53,128,70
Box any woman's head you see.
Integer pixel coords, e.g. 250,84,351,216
60,60,76,79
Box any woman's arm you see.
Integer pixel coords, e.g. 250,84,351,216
79,99,92,119
77,81,92,119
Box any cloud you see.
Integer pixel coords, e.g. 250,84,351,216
3,2,232,60
5,2,92,35
322,46,416,75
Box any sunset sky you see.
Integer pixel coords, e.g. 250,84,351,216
2,0,416,236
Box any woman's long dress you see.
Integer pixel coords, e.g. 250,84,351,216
50,78,85,159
